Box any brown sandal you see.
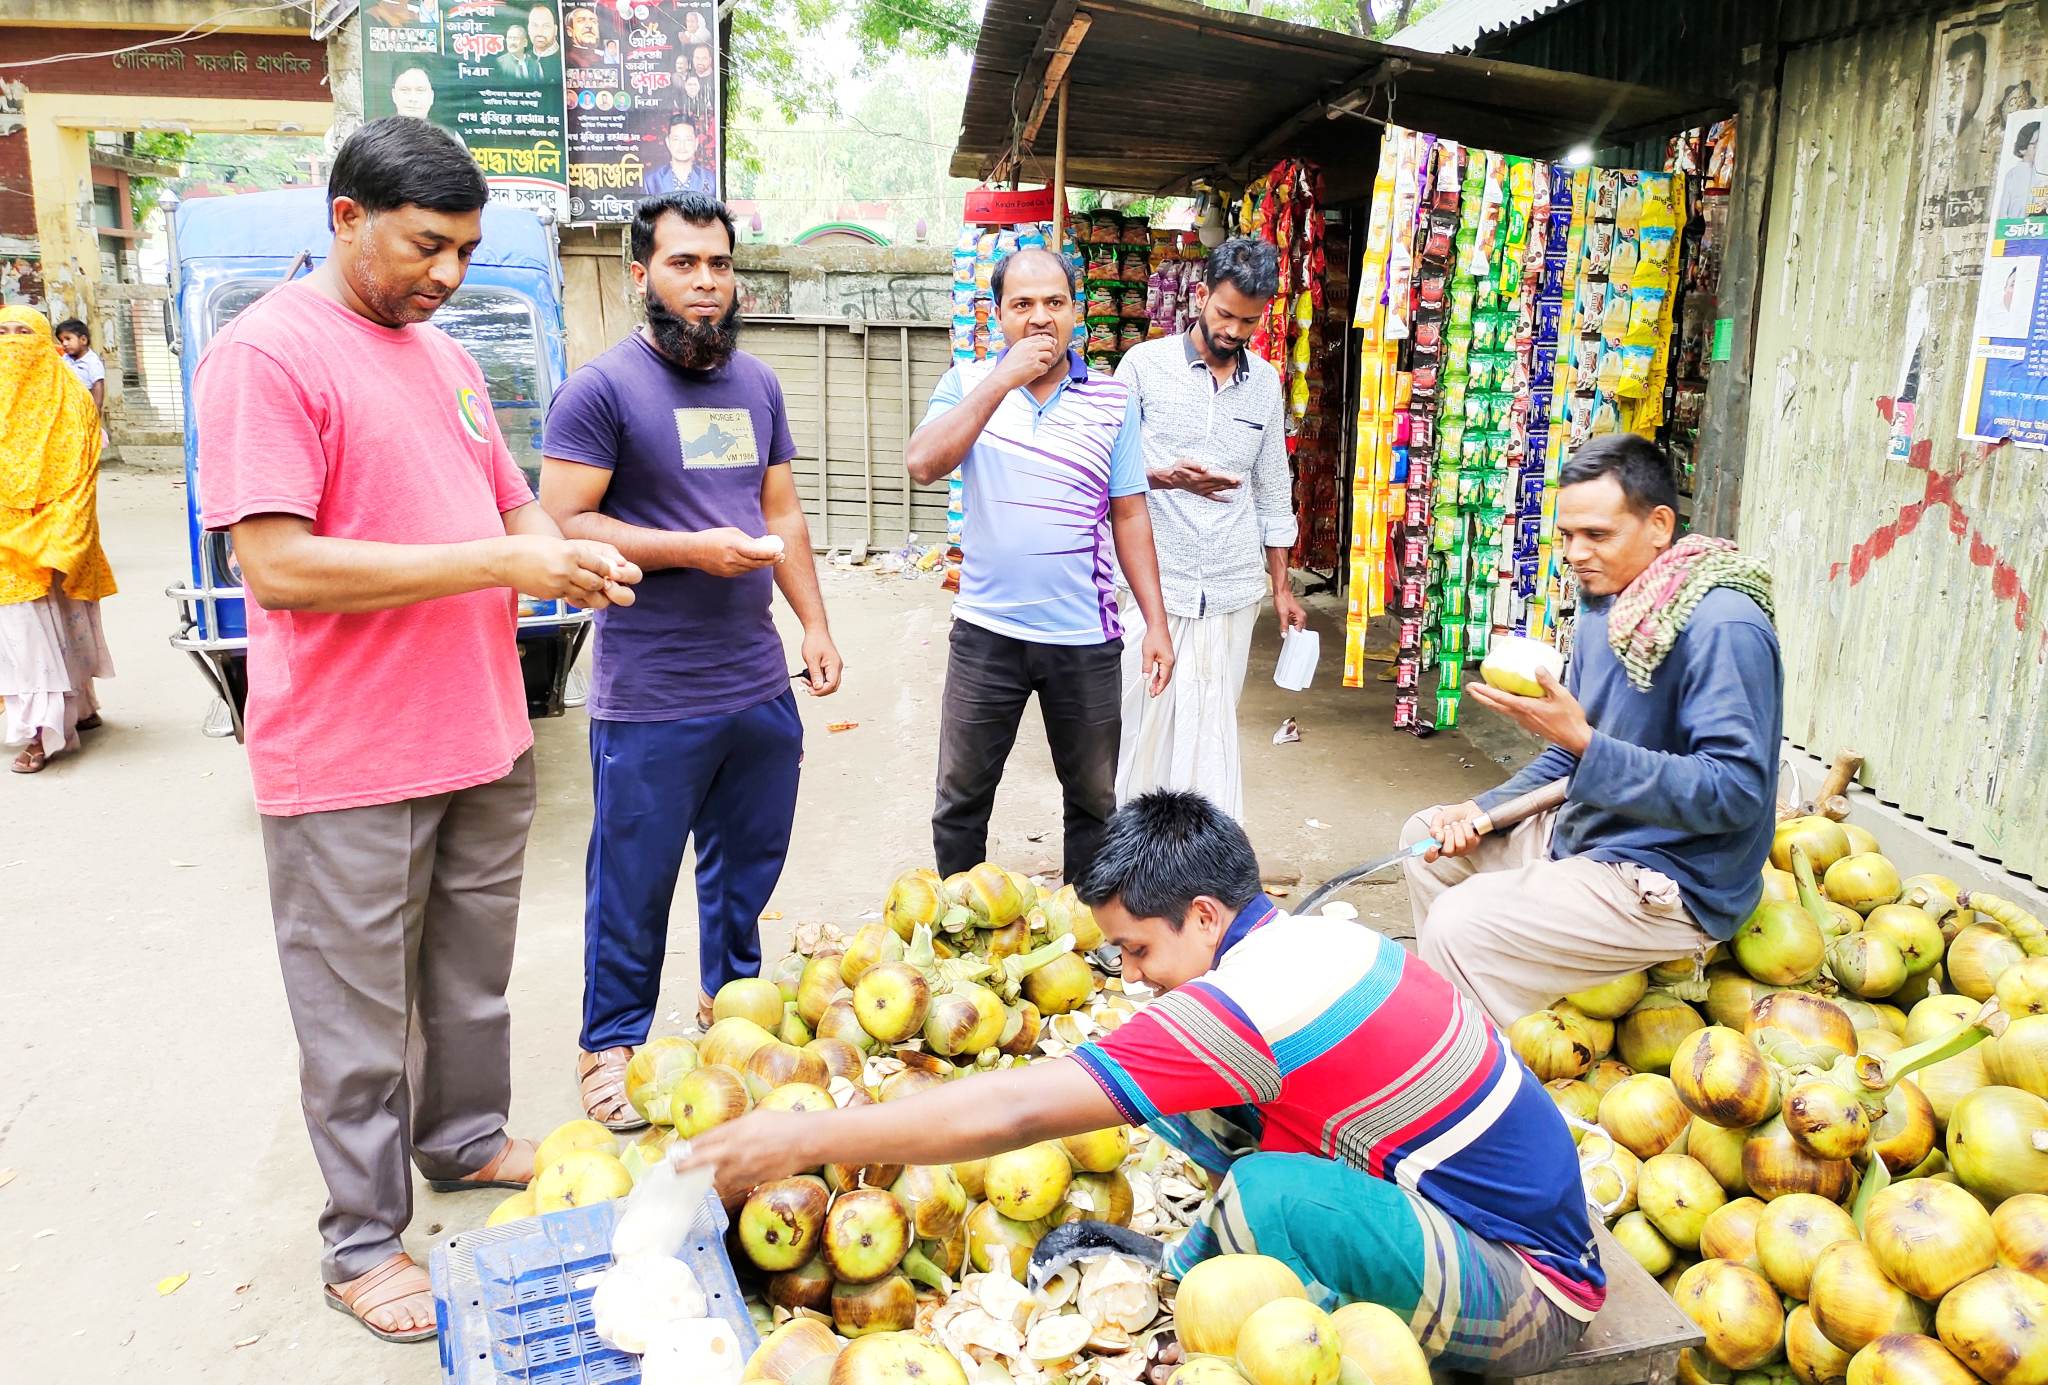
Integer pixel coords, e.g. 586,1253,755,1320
427,1135,536,1192
324,1252,438,1343
10,745,46,774
578,1047,649,1132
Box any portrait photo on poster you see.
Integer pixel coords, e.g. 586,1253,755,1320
362,0,571,217
1973,252,2039,339
565,0,721,222
1960,103,2048,445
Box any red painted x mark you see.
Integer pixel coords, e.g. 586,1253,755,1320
1827,400,2034,644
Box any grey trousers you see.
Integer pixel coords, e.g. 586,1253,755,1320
1400,806,1707,1028
261,752,537,1283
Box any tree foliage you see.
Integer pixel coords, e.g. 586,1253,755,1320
717,0,1444,209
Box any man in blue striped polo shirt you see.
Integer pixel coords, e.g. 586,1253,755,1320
906,247,1175,882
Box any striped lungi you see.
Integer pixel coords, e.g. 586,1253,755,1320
1162,1149,1589,1376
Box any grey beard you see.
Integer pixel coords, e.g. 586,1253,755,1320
647,292,741,370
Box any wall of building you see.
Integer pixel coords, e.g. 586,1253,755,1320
1735,3,2048,880
0,128,30,239
1473,0,2048,881
0,23,330,326
559,226,950,369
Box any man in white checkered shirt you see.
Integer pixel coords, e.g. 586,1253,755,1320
1113,237,1304,821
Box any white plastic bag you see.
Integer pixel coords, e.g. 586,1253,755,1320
610,1145,715,1262
1273,627,1320,692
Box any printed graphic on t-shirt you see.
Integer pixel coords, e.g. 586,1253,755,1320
455,386,490,443
675,408,760,469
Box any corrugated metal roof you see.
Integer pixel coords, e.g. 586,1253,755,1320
951,0,1722,196
1388,0,1573,54
1469,0,1958,95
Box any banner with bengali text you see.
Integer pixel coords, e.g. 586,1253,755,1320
362,0,571,220
564,0,720,222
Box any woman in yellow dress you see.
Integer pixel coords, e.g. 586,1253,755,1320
0,307,117,773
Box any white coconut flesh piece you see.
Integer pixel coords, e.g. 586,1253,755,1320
639,1316,745,1385
582,1255,706,1355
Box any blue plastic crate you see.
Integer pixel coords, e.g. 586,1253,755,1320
430,1195,757,1384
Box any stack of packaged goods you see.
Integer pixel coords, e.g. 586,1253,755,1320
1078,209,1159,373
1664,119,1735,497
1144,228,1204,342
1344,127,1690,733
1294,216,1351,576
1239,160,1339,573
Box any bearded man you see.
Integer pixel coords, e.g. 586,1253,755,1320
540,191,842,1129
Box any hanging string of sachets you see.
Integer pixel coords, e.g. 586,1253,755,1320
1343,124,1686,735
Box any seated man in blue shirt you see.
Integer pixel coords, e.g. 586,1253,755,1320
1402,433,1784,1026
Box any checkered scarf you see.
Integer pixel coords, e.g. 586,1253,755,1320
1607,534,1775,691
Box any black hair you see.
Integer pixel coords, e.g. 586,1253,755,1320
1558,433,1680,517
2021,121,2041,154
631,191,737,264
54,318,88,341
990,247,1076,305
328,117,487,226
1949,31,1987,66
1076,791,1263,927
1204,236,1280,299
667,111,699,135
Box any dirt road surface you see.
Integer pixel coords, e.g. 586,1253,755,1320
0,471,1503,1381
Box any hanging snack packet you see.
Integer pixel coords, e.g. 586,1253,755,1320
1434,466,1461,509
1615,174,1644,232
1601,286,1631,344
1497,157,1534,298
1614,341,1659,399
1626,275,1668,342
1591,170,1620,218
1576,276,1607,322
1431,510,1460,552
1608,232,1640,288
1425,209,1459,262
1582,219,1615,277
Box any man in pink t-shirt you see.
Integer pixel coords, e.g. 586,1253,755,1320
193,117,640,1345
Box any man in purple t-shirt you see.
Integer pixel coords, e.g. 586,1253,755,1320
541,192,842,1131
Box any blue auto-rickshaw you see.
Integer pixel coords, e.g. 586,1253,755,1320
164,186,590,738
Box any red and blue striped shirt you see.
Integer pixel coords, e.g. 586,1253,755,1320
1073,896,1604,1318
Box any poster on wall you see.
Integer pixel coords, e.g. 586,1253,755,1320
362,0,571,219
1916,3,2048,283
1959,106,2048,445
564,0,720,222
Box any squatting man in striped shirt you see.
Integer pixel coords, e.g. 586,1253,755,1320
1114,236,1305,820
678,792,1603,1376
904,247,1175,884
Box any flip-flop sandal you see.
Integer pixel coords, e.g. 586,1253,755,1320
427,1136,537,1192
10,746,47,774
76,714,102,732
577,1047,649,1133
324,1253,437,1343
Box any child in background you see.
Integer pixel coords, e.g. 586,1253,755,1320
54,319,107,448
